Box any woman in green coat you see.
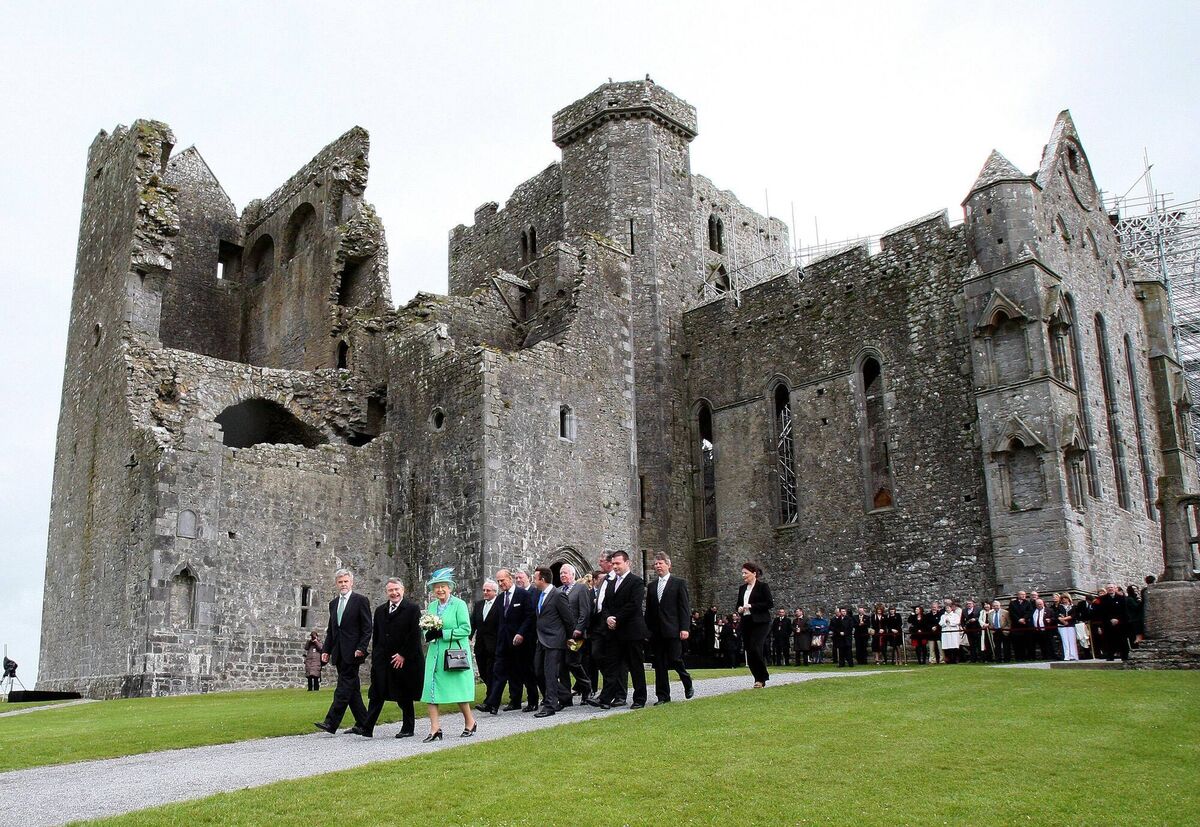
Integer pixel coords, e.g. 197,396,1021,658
420,568,477,741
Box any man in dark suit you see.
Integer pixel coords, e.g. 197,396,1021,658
830,607,854,667
1008,591,1035,661
559,563,593,703
644,551,694,705
314,569,372,733
587,553,627,706
476,568,534,714
530,567,574,717
353,577,423,738
594,550,649,709
512,570,540,711
470,579,501,691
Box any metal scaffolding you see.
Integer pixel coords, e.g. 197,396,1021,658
1107,181,1200,443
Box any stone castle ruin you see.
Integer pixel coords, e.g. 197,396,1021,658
40,79,1199,696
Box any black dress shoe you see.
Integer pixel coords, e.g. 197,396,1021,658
521,704,538,713
534,708,556,718
421,730,443,742
501,703,522,712
395,730,414,738
347,726,373,737
584,698,606,708
474,703,499,715
608,699,627,708
313,721,336,734
629,702,645,710
654,699,671,706
684,686,695,699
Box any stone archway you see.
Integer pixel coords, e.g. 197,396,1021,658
547,546,591,585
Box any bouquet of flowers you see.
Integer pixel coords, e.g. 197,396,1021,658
419,613,443,632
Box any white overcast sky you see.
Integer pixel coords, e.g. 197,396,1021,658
1,2,1196,682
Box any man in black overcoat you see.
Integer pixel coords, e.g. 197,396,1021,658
1095,584,1130,661
771,608,795,666
644,552,694,704
315,569,372,733
1008,591,1035,661
470,579,501,690
353,577,424,737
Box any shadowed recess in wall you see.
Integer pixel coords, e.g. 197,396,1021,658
214,399,326,449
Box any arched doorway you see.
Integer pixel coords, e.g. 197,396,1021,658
547,546,591,585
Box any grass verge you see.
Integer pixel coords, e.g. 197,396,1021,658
91,667,1199,826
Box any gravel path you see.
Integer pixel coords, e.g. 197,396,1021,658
0,699,96,718
0,669,894,825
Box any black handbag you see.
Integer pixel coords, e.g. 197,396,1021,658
444,643,469,671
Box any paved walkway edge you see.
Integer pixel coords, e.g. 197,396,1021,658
0,669,897,825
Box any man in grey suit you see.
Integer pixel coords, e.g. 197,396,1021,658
559,563,593,703
531,566,574,717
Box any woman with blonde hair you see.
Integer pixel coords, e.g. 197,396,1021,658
1054,592,1080,661
420,568,477,741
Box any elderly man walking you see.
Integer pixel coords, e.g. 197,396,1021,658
314,568,372,734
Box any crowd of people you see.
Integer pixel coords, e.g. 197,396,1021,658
307,558,1152,742
686,581,1152,669
310,550,702,741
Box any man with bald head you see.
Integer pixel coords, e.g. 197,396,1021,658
475,568,534,715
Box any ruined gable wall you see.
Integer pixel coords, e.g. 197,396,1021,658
680,216,993,611
692,175,790,297
239,129,380,371
449,164,564,296
159,148,242,361
964,125,1164,590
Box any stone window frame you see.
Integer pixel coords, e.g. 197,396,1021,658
1064,293,1101,497
557,403,577,442
766,377,799,527
853,349,896,514
299,584,314,628
176,509,198,539
692,398,718,541
167,560,200,629
990,417,1048,513
1123,332,1156,519
429,406,446,433
975,289,1032,387
1094,313,1132,511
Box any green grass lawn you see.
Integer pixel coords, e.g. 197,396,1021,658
87,667,1197,826
0,668,806,772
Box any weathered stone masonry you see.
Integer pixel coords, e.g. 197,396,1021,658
40,79,1195,695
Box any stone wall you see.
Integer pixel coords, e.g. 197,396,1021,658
159,148,242,361
680,213,994,611
692,174,790,300
448,164,564,296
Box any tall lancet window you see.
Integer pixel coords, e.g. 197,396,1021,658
775,384,798,524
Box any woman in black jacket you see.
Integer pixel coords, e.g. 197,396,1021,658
736,562,774,687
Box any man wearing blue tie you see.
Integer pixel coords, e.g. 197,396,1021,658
531,566,574,717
